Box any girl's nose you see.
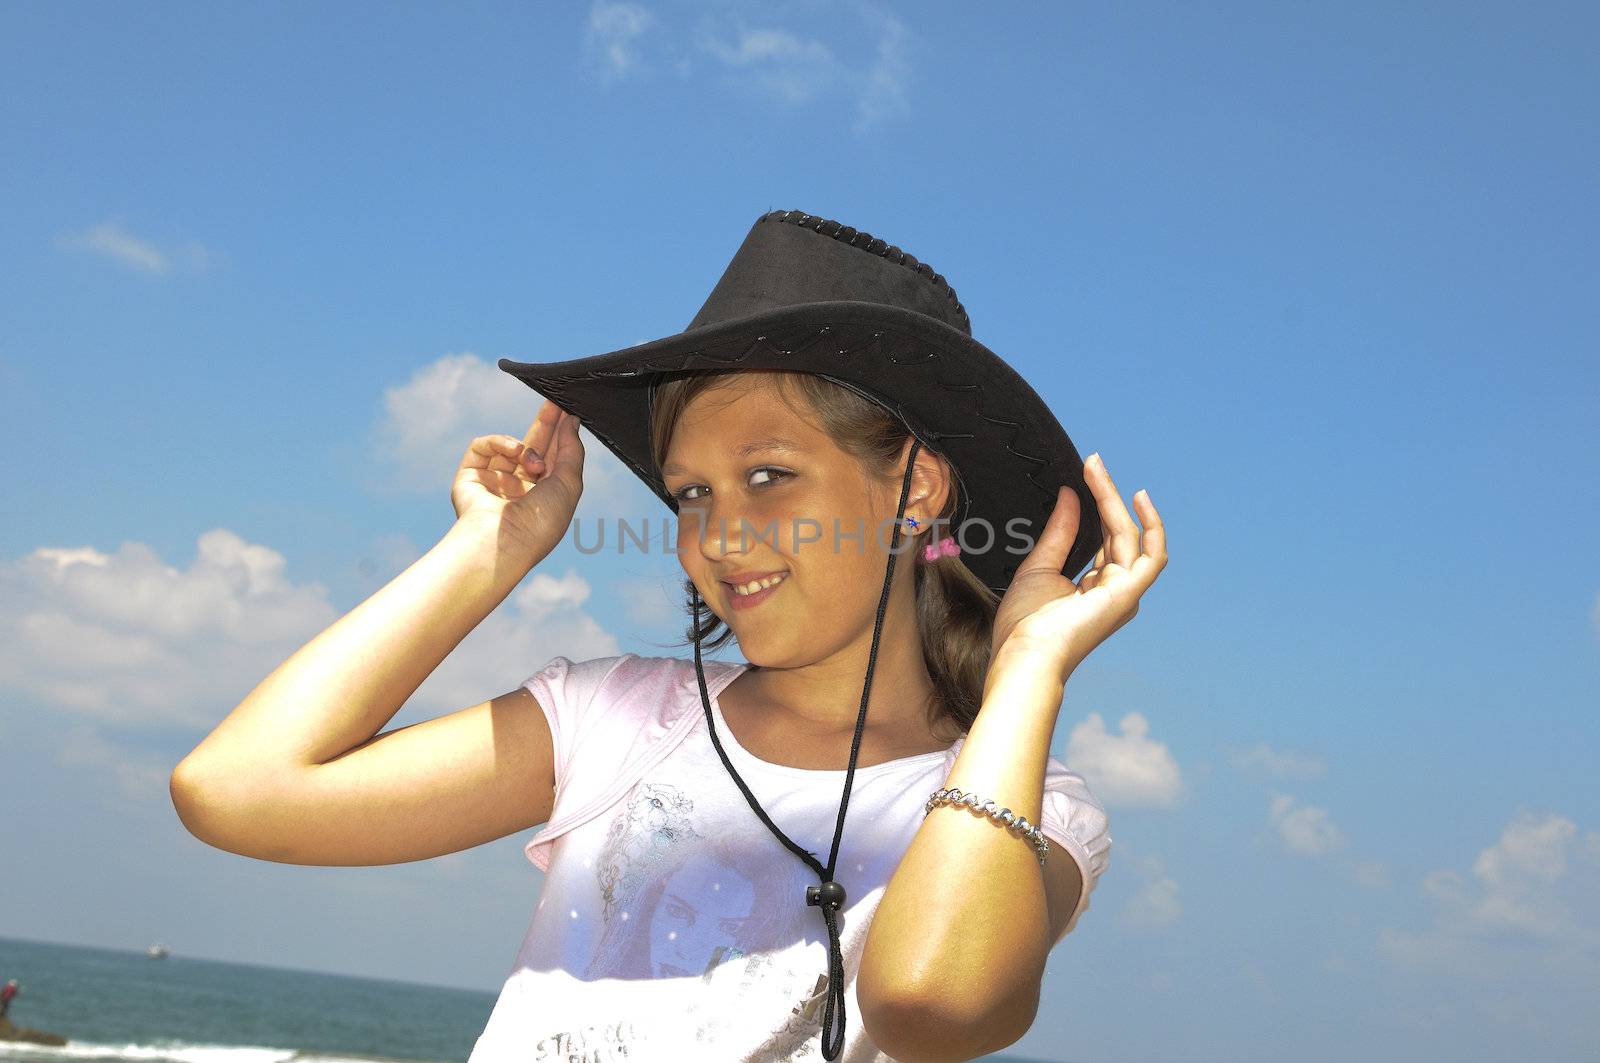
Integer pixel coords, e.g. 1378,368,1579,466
698,501,774,557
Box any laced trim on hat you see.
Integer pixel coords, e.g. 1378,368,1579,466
760,209,971,333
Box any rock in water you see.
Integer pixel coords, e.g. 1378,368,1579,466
0,1014,70,1047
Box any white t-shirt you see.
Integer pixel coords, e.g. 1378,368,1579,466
469,653,1112,1062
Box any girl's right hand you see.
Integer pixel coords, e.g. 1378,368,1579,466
450,399,585,564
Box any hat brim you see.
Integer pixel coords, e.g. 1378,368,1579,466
498,300,1103,595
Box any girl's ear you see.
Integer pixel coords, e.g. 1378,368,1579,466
901,439,955,522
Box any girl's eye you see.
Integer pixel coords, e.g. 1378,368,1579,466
671,467,791,503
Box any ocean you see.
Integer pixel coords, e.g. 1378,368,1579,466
0,936,1052,1062
0,936,491,1063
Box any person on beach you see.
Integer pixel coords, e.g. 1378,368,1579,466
170,209,1167,1061
1,979,18,1019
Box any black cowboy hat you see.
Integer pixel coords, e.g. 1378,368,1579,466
496,208,1103,594
496,208,1103,1060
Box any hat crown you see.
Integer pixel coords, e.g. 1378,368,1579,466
684,210,972,337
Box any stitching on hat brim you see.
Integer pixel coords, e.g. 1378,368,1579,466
498,303,1102,590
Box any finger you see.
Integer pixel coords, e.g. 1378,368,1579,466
543,408,585,483
1011,483,1081,582
1127,488,1168,591
461,434,533,474
1086,453,1141,570
519,399,565,469
464,434,546,482
457,464,537,502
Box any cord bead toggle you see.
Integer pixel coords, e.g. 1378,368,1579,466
806,880,847,911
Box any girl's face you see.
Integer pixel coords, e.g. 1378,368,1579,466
661,374,939,665
647,857,757,980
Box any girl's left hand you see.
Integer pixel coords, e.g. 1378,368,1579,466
988,452,1167,688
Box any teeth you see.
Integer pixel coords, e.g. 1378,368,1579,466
732,573,788,596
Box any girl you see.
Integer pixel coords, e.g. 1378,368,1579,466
172,210,1166,1062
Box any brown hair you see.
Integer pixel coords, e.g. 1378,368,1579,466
648,369,1000,739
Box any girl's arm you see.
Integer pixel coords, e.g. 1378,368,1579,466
857,658,1070,1061
861,457,1163,1060
169,515,555,865
171,406,588,866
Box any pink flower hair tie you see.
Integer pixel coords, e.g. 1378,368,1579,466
923,536,960,562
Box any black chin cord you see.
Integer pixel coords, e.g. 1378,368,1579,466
691,439,922,1060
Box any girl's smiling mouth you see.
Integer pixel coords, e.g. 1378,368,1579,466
722,571,789,609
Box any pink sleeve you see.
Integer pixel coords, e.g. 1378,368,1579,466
519,653,711,873
520,653,635,796
1036,755,1113,944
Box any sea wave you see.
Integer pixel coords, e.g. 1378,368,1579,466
0,1040,448,1063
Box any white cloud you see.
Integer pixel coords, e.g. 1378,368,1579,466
1268,793,1346,856
0,529,620,733
1379,811,1600,979
701,25,832,66
370,351,652,531
586,1,656,81
695,10,910,129
516,567,594,613
1473,812,1575,891
415,566,622,714
1229,740,1326,780
1120,852,1181,930
852,4,911,132
698,25,834,103
55,219,209,275
585,2,913,132
1064,710,1182,808
0,531,337,728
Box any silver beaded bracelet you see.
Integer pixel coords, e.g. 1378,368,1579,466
924,787,1050,867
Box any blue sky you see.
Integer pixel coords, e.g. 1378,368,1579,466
2,2,1597,1060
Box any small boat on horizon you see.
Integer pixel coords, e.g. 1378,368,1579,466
146,943,169,959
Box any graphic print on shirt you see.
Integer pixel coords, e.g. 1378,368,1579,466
579,779,837,1051
592,781,702,932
